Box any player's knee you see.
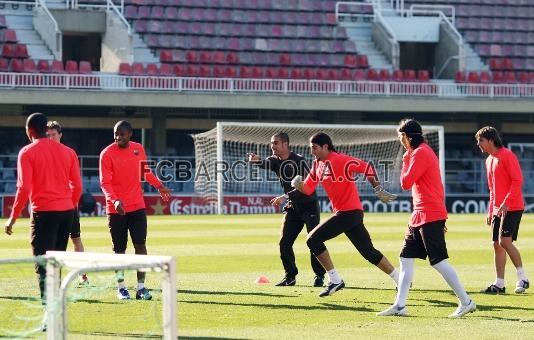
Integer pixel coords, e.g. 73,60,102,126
133,243,147,255
364,249,383,266
498,237,512,249
306,235,325,256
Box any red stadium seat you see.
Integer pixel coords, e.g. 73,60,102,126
250,66,262,78
404,69,417,81
315,68,328,80
200,51,211,64
119,62,132,75
504,71,516,83
479,71,491,83
302,68,314,79
146,63,158,76
344,55,357,68
186,51,198,63
79,61,92,74
2,44,15,58
239,66,252,78
265,67,277,79
173,64,185,76
327,69,339,80
517,72,528,84
277,67,289,79
36,59,49,73
501,58,513,71
65,60,78,74
356,55,368,69
279,53,291,66
15,44,29,58
23,59,37,73
340,68,352,80
353,69,366,81
132,63,145,76
160,50,172,62
455,71,465,83
225,66,237,78
392,70,403,81
417,70,430,82
226,52,239,64
366,68,378,81
0,58,9,71
199,65,211,77
290,68,302,79
3,29,17,43
468,71,481,83
9,58,23,72
378,69,390,81
492,71,504,83
488,58,501,70
213,51,226,64
158,63,173,76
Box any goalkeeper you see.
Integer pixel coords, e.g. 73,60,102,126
292,132,399,297
248,132,326,287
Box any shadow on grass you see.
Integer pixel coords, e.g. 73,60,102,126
176,289,294,298
71,332,248,339
0,295,40,302
181,299,373,312
70,331,162,338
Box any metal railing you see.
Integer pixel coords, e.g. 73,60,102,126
1,72,533,98
335,1,374,22
34,0,62,59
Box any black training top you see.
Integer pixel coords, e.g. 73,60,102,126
254,152,318,207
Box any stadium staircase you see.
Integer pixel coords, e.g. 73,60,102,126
0,3,55,61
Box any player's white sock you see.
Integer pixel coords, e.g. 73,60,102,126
117,281,125,289
494,278,505,288
137,282,145,290
389,268,399,285
432,259,470,305
394,257,414,308
516,267,528,281
327,268,342,284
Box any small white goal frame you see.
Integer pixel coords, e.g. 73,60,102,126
45,251,177,340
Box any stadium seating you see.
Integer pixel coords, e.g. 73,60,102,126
407,0,534,75
122,0,371,79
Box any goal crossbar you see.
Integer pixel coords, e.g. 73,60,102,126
45,251,177,340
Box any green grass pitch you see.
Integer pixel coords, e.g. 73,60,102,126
0,213,533,339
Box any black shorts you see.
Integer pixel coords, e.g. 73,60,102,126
70,209,81,239
30,210,74,273
399,220,448,266
108,209,147,253
492,210,522,242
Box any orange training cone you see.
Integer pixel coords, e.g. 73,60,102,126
255,275,270,284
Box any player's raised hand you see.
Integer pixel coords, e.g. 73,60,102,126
114,200,125,215
4,217,15,235
158,186,172,202
374,185,397,203
270,195,286,206
247,152,259,162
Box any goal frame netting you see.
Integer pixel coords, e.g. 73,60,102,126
45,251,176,340
194,121,445,214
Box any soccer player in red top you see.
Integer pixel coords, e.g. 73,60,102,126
47,120,89,286
292,132,399,297
476,126,529,294
378,119,475,318
4,113,82,321
99,120,171,301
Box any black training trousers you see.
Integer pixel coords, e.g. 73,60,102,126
280,202,326,278
306,209,383,266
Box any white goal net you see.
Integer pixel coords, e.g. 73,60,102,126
193,122,444,214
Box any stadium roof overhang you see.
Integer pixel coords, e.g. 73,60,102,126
0,89,533,113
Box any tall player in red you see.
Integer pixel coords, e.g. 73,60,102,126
378,119,475,318
100,120,171,300
4,112,82,330
476,126,529,294
292,132,399,297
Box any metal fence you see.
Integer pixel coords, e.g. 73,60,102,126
1,72,534,98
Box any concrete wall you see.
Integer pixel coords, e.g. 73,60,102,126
382,17,440,42
101,13,133,72
33,8,62,59
372,22,399,69
50,10,106,33
435,22,462,79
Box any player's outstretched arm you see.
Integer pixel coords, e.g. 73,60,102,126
158,186,172,202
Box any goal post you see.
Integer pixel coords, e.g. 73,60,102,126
193,122,445,214
45,251,177,340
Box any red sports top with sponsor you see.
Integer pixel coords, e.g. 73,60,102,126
400,143,447,227
11,138,82,219
99,141,162,214
485,147,524,217
303,152,376,213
